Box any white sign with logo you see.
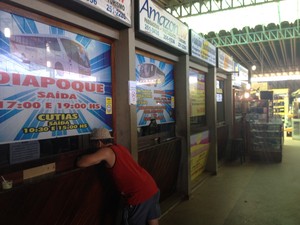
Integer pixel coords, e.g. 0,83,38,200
139,0,189,53
190,30,216,66
237,63,249,81
232,62,249,87
76,0,131,26
218,49,234,72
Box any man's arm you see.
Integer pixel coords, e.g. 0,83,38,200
77,147,115,168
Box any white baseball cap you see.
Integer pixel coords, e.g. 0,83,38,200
90,128,113,140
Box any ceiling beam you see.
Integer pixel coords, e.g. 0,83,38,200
222,45,248,68
205,24,300,47
165,0,281,19
292,38,296,67
247,43,265,72
269,41,281,67
259,42,273,73
279,40,288,69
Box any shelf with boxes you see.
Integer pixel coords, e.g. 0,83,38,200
272,88,289,126
273,99,285,115
248,122,283,162
246,100,273,123
273,98,288,125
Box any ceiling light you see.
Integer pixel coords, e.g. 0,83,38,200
244,92,250,99
251,65,256,71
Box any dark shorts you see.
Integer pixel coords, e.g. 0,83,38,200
121,191,161,225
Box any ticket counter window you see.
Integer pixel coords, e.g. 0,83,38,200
0,136,80,168
0,8,113,173
135,52,176,148
189,69,207,134
217,79,225,123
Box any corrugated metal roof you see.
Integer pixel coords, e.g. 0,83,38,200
204,21,300,78
158,0,300,86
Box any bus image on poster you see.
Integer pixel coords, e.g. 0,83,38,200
9,34,91,76
138,63,165,87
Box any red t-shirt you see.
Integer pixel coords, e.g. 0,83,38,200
107,144,158,205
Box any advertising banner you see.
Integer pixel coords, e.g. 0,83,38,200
139,0,189,53
233,62,249,87
189,68,205,117
218,49,234,72
136,53,175,127
234,62,249,81
190,130,210,181
190,30,216,66
75,0,131,26
0,10,112,144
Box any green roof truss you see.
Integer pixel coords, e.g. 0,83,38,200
167,0,281,19
205,23,300,47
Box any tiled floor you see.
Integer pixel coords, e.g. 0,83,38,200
160,137,300,225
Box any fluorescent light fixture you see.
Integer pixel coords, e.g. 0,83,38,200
251,74,300,82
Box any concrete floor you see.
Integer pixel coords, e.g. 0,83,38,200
160,137,300,225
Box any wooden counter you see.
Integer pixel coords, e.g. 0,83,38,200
138,138,182,202
0,163,120,225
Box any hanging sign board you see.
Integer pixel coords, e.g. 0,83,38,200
74,0,131,26
232,61,242,87
0,9,113,144
236,63,249,81
233,62,249,87
217,49,234,72
138,0,189,54
190,30,216,66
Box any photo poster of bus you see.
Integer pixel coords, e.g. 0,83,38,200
189,68,205,117
135,53,175,127
0,9,112,144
